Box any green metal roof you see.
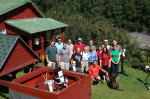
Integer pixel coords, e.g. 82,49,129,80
0,34,18,70
0,34,40,70
0,0,31,15
4,18,68,34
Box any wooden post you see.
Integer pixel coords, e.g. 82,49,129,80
40,36,44,58
61,28,65,42
28,38,32,49
51,31,55,41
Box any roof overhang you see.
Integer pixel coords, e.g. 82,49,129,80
4,18,69,35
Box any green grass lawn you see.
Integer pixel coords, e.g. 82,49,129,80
92,66,150,99
0,65,150,99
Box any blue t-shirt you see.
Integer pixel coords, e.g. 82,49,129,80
55,42,63,53
89,51,98,63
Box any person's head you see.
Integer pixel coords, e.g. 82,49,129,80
101,45,105,49
93,60,98,66
89,46,94,52
113,40,117,46
113,45,117,51
98,46,102,51
84,47,88,52
102,47,109,54
68,39,72,44
89,40,94,46
50,41,55,47
104,40,109,45
78,38,82,44
76,48,81,54
57,37,62,43
63,43,67,49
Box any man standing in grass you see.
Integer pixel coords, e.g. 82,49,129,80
58,43,70,70
71,48,82,72
45,41,57,68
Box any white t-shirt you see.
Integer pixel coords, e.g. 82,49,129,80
82,52,89,61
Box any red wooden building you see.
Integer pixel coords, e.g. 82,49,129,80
0,34,91,99
0,34,40,77
0,0,68,57
4,18,68,57
0,0,43,31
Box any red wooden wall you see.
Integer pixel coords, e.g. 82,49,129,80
0,2,43,29
10,67,91,99
0,40,39,76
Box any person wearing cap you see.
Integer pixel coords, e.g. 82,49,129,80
73,38,85,53
86,40,96,52
104,39,110,50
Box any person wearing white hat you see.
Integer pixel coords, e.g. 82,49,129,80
104,39,110,51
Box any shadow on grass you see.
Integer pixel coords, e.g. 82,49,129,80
137,78,150,90
0,75,12,99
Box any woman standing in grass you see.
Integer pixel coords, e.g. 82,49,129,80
100,47,111,82
110,45,121,76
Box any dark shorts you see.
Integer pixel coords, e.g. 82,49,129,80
102,66,110,72
102,66,110,76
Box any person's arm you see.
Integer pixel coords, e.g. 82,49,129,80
101,68,108,76
116,53,121,64
68,49,71,62
109,53,112,67
45,48,50,64
99,60,102,67
71,54,74,64
45,55,50,63
73,44,76,53
80,55,82,68
95,52,98,61
99,53,102,67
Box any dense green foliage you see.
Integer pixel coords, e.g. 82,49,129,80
32,0,149,66
33,0,150,33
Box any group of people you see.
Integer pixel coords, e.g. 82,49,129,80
45,37,123,83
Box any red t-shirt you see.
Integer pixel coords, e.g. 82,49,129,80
99,52,111,66
96,50,102,60
73,43,85,52
89,65,103,78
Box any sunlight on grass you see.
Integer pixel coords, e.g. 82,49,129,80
92,66,150,99
0,64,150,99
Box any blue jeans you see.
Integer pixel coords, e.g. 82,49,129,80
111,63,118,75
